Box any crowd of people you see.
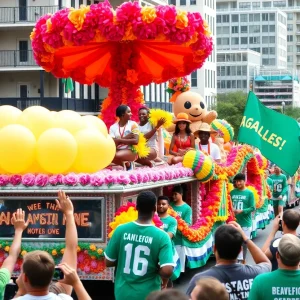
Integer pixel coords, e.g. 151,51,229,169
0,191,92,300
109,104,222,170
0,169,299,300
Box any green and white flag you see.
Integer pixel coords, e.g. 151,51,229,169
238,92,300,176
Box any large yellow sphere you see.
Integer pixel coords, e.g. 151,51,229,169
17,106,54,139
37,128,77,174
81,115,108,136
0,105,22,129
55,110,86,134
72,129,116,173
0,125,36,174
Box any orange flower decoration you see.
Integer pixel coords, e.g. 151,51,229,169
126,69,138,84
141,7,157,23
175,10,188,29
68,5,90,31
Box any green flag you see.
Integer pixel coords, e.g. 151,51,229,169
238,91,300,176
62,78,74,93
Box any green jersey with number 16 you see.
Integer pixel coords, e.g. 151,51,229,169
104,222,175,300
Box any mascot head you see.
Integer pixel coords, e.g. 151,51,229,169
173,91,208,122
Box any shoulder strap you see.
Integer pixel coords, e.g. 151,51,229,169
212,266,243,300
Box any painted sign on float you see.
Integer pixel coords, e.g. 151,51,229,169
0,198,104,240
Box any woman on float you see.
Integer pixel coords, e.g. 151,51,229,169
168,113,195,165
136,107,166,167
109,105,139,170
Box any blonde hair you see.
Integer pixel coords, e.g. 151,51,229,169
193,277,229,300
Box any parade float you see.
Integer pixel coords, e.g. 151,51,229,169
0,1,273,282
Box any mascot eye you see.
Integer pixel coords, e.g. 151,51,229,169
184,101,192,109
200,102,205,109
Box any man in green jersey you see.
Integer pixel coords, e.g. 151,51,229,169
230,173,255,263
170,185,192,274
157,195,180,287
249,234,300,300
104,191,175,300
270,166,288,217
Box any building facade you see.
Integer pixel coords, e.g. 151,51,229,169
170,0,217,109
252,69,300,108
217,0,300,74
217,49,261,93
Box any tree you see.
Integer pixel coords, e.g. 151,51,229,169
284,106,300,121
213,91,247,139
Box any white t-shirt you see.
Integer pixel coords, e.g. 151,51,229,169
109,120,139,150
138,122,158,151
198,142,221,161
14,292,73,300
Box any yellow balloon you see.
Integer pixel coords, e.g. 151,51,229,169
55,110,86,134
0,105,22,129
73,129,116,173
18,106,54,139
37,128,77,174
0,125,36,174
81,115,108,136
24,160,48,174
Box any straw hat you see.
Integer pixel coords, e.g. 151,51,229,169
194,122,217,138
173,112,191,124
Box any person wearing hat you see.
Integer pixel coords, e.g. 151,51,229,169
194,123,221,163
249,233,300,300
168,113,195,165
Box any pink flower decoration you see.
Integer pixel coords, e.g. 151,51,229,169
117,174,130,185
78,252,85,263
90,174,104,186
22,174,36,187
141,173,149,183
10,175,22,186
79,174,91,186
63,173,78,186
0,175,9,186
116,1,141,23
90,260,98,269
128,173,138,184
35,174,49,187
105,174,118,185
49,174,64,186
84,265,91,274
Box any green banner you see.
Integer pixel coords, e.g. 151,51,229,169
238,92,300,176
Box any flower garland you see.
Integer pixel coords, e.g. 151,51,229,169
168,179,225,242
0,165,194,187
108,202,163,238
0,240,105,274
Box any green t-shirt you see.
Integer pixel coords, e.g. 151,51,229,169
170,202,192,246
270,174,288,198
0,268,10,300
230,188,255,227
249,269,300,300
267,177,273,194
160,215,177,238
104,221,174,300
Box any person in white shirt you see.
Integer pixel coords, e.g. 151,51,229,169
109,105,140,170
136,107,166,167
194,123,221,163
